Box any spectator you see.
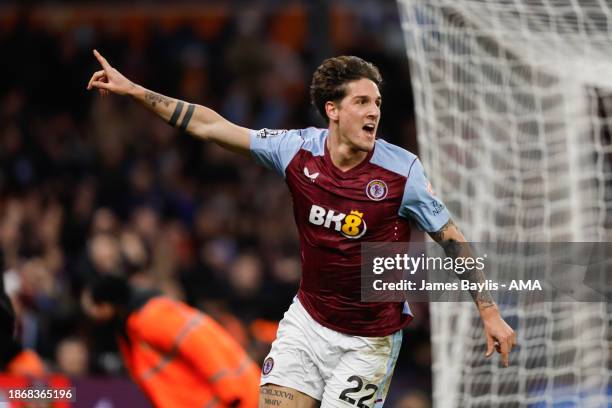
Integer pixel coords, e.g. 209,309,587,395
0,4,424,401
55,336,90,378
82,274,260,407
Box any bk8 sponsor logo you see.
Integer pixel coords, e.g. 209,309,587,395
308,205,367,239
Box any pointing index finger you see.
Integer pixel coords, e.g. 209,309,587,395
500,341,510,367
93,49,111,70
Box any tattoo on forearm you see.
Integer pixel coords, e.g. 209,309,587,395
178,104,195,131
429,219,456,243
164,100,194,130
144,91,173,108
440,239,462,259
431,220,464,258
168,101,184,126
463,266,496,309
431,219,495,309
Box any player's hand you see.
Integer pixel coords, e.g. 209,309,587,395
87,49,135,96
481,305,516,367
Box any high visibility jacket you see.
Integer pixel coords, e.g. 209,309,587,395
5,349,46,377
118,297,260,408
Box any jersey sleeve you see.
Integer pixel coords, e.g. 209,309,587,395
249,128,303,177
399,158,451,232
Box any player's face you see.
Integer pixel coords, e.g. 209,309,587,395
336,78,381,152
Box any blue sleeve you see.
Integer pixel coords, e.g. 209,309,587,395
399,158,451,232
249,128,303,177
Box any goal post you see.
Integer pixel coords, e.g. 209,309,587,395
396,1,611,406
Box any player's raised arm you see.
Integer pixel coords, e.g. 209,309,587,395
86,49,250,154
428,220,517,367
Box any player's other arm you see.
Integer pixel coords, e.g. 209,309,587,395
428,220,516,366
86,50,249,154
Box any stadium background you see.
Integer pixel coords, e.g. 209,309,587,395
0,1,432,407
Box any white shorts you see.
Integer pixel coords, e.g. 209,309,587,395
260,299,403,408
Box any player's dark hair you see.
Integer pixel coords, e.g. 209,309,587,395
310,56,382,123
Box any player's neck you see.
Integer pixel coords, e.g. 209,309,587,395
327,129,369,172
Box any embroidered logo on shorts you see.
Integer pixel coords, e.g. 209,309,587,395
262,357,274,376
366,180,388,201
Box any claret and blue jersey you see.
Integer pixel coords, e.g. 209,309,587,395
250,127,450,337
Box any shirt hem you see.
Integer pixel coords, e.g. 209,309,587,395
297,291,412,338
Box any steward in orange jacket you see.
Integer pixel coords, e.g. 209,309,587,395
82,275,260,408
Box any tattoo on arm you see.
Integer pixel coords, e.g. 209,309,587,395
428,219,456,243
178,104,195,131
168,101,184,126
144,91,173,108
462,264,496,309
164,100,195,131
431,219,496,309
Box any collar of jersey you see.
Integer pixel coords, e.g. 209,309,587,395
322,134,376,179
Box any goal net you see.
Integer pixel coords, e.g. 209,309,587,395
396,1,611,407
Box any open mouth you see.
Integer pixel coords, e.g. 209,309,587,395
362,123,376,135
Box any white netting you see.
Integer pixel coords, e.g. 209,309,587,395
396,1,611,407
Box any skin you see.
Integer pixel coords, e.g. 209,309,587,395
80,289,116,323
324,78,381,171
87,50,516,408
428,219,516,366
259,385,318,408
87,50,251,155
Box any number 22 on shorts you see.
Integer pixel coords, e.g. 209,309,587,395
339,375,379,408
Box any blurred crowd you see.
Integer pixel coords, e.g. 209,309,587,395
0,1,430,405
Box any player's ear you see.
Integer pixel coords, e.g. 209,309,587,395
325,101,339,122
